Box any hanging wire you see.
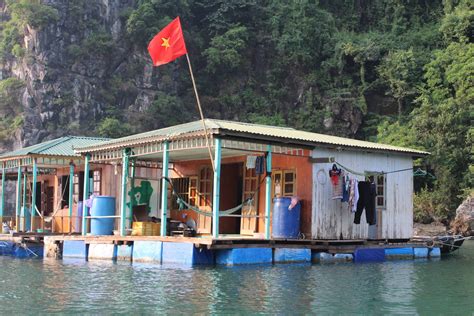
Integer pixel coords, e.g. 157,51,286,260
334,161,436,179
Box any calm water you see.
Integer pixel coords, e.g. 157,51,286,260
1,241,473,315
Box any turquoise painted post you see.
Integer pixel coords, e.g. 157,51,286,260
212,138,222,239
265,145,272,239
128,159,136,229
0,163,5,221
120,148,130,236
22,172,27,231
68,162,74,232
81,154,90,236
160,141,169,236
15,166,22,231
30,158,37,231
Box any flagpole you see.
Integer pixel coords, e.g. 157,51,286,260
185,53,215,172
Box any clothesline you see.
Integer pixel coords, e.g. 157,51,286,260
334,161,435,178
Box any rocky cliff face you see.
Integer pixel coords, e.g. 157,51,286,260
0,0,161,151
0,0,377,153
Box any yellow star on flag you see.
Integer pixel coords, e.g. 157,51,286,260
161,37,170,49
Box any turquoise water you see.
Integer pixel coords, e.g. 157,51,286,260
1,241,473,315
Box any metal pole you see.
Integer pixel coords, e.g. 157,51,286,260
120,148,130,236
30,158,37,232
0,163,5,224
68,162,74,233
81,154,90,236
185,53,215,172
22,172,27,231
160,141,169,237
212,138,222,239
265,145,272,239
15,166,21,231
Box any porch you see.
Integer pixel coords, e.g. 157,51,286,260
75,121,313,239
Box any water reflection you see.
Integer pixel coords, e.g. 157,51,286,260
0,242,473,314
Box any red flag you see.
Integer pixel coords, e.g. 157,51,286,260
147,17,188,66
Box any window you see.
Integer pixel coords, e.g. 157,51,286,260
73,173,82,202
170,176,198,210
93,170,101,195
272,170,296,197
375,174,386,209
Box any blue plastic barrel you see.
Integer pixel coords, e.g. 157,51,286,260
90,196,116,235
272,197,301,239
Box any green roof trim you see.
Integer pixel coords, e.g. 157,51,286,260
0,136,110,160
75,119,429,156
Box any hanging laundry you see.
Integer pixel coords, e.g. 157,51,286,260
348,179,359,213
332,171,343,200
353,181,376,225
255,156,265,175
341,174,350,202
329,164,341,185
246,155,257,169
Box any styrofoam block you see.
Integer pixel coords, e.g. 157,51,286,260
162,242,214,265
216,248,272,265
414,247,429,258
274,248,311,263
88,244,116,260
63,240,88,259
385,247,414,259
132,241,162,263
312,252,353,263
116,244,133,261
333,253,353,261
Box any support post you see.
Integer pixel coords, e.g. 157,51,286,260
22,172,27,231
128,159,136,229
30,158,37,231
212,138,222,239
160,141,169,237
81,154,90,236
265,145,272,239
15,166,22,231
0,163,5,224
120,148,130,236
68,162,74,232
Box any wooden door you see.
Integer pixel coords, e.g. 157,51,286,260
240,168,259,235
197,167,212,234
41,182,48,216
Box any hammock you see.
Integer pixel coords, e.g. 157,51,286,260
164,176,264,218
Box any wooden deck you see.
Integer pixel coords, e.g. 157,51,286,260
0,232,426,254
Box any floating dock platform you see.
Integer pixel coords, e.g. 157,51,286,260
0,234,436,265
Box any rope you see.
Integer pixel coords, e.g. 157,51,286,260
334,161,435,178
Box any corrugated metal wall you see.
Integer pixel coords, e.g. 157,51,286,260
311,148,413,240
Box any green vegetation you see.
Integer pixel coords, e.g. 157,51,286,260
0,78,25,143
0,0,471,222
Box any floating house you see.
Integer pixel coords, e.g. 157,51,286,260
0,136,109,233
73,119,428,241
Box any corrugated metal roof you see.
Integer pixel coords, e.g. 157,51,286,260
0,136,110,160
76,119,429,156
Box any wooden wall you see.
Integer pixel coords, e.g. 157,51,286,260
171,152,313,236
311,148,414,240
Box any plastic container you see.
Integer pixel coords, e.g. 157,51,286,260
90,196,116,236
272,197,301,239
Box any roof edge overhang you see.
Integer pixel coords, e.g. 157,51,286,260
75,129,218,154
218,129,430,158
